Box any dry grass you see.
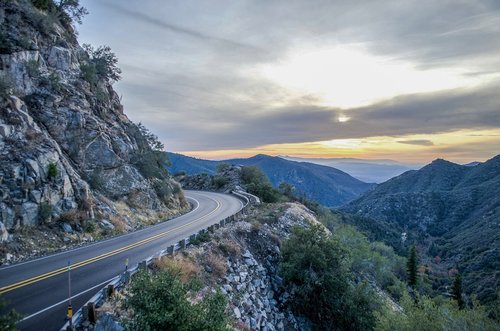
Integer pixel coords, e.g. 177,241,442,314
205,253,227,279
218,239,241,257
233,320,252,331
109,215,127,233
79,196,94,212
250,219,262,233
268,232,282,247
58,210,86,224
153,255,201,283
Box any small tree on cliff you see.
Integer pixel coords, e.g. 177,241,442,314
407,245,418,288
452,273,465,309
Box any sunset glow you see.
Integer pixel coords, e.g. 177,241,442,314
182,129,500,164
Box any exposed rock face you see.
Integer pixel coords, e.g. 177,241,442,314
178,164,245,193
0,1,187,262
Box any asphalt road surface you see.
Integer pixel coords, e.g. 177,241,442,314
0,190,244,331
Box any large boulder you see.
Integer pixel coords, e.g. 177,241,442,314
47,47,73,72
0,221,8,242
0,203,15,229
20,202,38,226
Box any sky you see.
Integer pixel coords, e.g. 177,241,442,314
79,0,500,164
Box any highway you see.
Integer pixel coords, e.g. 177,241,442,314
0,190,244,331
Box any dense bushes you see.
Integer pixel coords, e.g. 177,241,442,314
334,225,407,294
375,293,498,331
129,123,170,180
81,44,121,83
240,166,283,203
0,299,22,331
280,224,382,330
31,0,88,26
126,269,230,331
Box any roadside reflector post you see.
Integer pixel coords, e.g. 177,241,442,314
123,270,131,284
82,304,89,321
139,260,147,270
179,238,186,250
168,245,175,255
106,284,115,298
67,304,73,319
67,261,72,326
88,302,96,323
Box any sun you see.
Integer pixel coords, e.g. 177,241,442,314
338,115,351,123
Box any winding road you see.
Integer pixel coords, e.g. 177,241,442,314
0,190,244,331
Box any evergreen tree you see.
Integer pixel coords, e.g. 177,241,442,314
407,245,418,287
452,273,465,309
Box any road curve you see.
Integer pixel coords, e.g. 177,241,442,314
0,190,243,331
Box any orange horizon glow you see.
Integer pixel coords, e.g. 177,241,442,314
177,129,500,164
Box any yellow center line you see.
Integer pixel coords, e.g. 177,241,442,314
0,197,222,295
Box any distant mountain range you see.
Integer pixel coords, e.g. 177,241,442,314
342,155,500,304
167,153,374,207
282,156,421,183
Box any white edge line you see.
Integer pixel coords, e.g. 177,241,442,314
18,191,238,325
0,196,200,271
20,276,117,322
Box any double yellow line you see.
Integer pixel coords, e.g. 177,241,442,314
0,198,221,295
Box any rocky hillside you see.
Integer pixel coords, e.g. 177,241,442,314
81,201,404,331
168,153,375,207
0,0,187,263
343,155,500,304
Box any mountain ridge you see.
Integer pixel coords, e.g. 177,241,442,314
167,152,374,207
343,155,500,304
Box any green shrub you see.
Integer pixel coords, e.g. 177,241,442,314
240,166,282,203
216,163,231,173
38,202,52,222
189,231,211,245
153,179,173,202
134,151,169,179
47,162,57,179
95,86,109,103
0,31,13,54
125,269,230,330
0,74,14,98
31,0,53,11
41,72,63,92
375,293,498,331
80,63,98,86
213,175,228,189
280,224,382,330
84,220,96,233
86,169,104,191
82,44,121,83
334,225,406,293
30,0,88,26
25,59,40,78
0,299,22,331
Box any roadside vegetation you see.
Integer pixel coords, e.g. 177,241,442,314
125,263,230,330
279,223,499,330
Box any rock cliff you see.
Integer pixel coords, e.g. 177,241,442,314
0,0,187,263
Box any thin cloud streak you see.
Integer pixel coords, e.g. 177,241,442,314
100,1,266,55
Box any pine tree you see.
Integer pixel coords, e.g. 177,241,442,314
452,273,465,309
407,245,418,287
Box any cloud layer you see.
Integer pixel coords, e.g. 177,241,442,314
78,0,500,162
